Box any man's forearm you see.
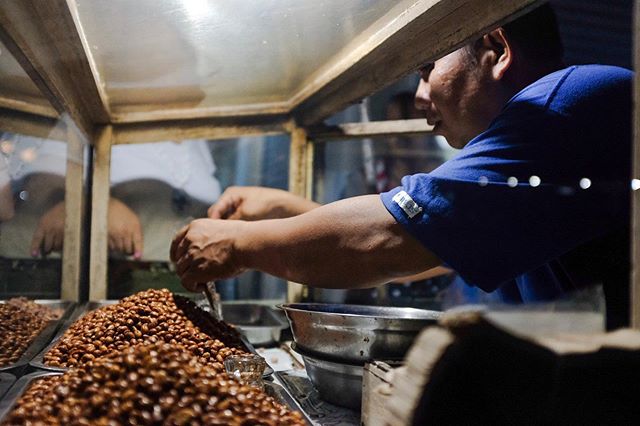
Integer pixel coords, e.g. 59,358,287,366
272,191,321,218
237,195,442,289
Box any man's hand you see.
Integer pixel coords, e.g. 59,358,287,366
108,198,143,258
170,218,247,292
208,186,319,221
30,201,65,256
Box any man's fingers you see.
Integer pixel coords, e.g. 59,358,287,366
133,229,143,260
170,225,189,262
175,252,192,277
43,230,55,254
30,226,45,257
123,234,133,255
208,198,233,219
173,234,193,264
207,203,223,219
180,270,206,292
53,232,63,252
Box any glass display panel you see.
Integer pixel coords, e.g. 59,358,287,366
106,135,290,300
312,130,455,309
74,0,410,115
0,127,70,299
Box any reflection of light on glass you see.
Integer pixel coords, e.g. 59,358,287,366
19,191,28,201
181,0,212,22
632,179,640,191
579,178,591,189
507,177,518,187
529,176,541,187
19,148,37,163
478,176,489,187
0,141,13,155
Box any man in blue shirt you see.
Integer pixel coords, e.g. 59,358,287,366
171,5,632,328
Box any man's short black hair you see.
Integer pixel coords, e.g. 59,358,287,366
503,3,564,64
465,3,564,65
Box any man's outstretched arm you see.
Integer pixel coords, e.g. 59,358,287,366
172,195,442,291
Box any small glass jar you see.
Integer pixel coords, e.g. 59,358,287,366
224,354,267,390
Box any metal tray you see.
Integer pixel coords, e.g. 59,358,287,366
222,303,289,346
31,300,274,376
280,303,440,364
0,373,15,400
0,371,311,423
264,380,313,425
0,300,75,374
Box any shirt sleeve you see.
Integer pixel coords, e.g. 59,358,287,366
380,106,629,292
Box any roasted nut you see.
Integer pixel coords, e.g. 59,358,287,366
0,298,62,367
3,342,304,426
44,289,246,369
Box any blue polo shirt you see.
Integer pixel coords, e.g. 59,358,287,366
381,65,632,319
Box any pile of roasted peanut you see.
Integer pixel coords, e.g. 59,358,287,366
44,289,246,371
3,289,304,425
4,342,304,425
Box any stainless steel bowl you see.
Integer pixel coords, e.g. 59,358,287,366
221,303,288,346
280,303,440,364
292,343,364,410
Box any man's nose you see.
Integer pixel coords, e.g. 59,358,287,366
414,79,431,110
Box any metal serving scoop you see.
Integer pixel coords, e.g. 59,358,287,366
203,281,223,321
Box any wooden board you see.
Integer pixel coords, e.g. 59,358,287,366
89,126,112,301
308,119,433,141
113,116,289,145
61,122,85,301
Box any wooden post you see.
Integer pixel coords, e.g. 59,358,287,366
632,0,640,328
61,117,85,301
287,122,311,303
89,125,112,301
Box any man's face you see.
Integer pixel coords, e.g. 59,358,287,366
415,48,491,149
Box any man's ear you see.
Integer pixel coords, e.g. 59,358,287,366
481,28,513,80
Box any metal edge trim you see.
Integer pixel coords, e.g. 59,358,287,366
0,371,312,424
264,381,314,426
278,303,442,321
0,371,62,422
0,373,16,400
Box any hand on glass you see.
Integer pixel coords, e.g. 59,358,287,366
108,198,143,259
30,201,65,256
170,218,247,292
30,198,144,258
